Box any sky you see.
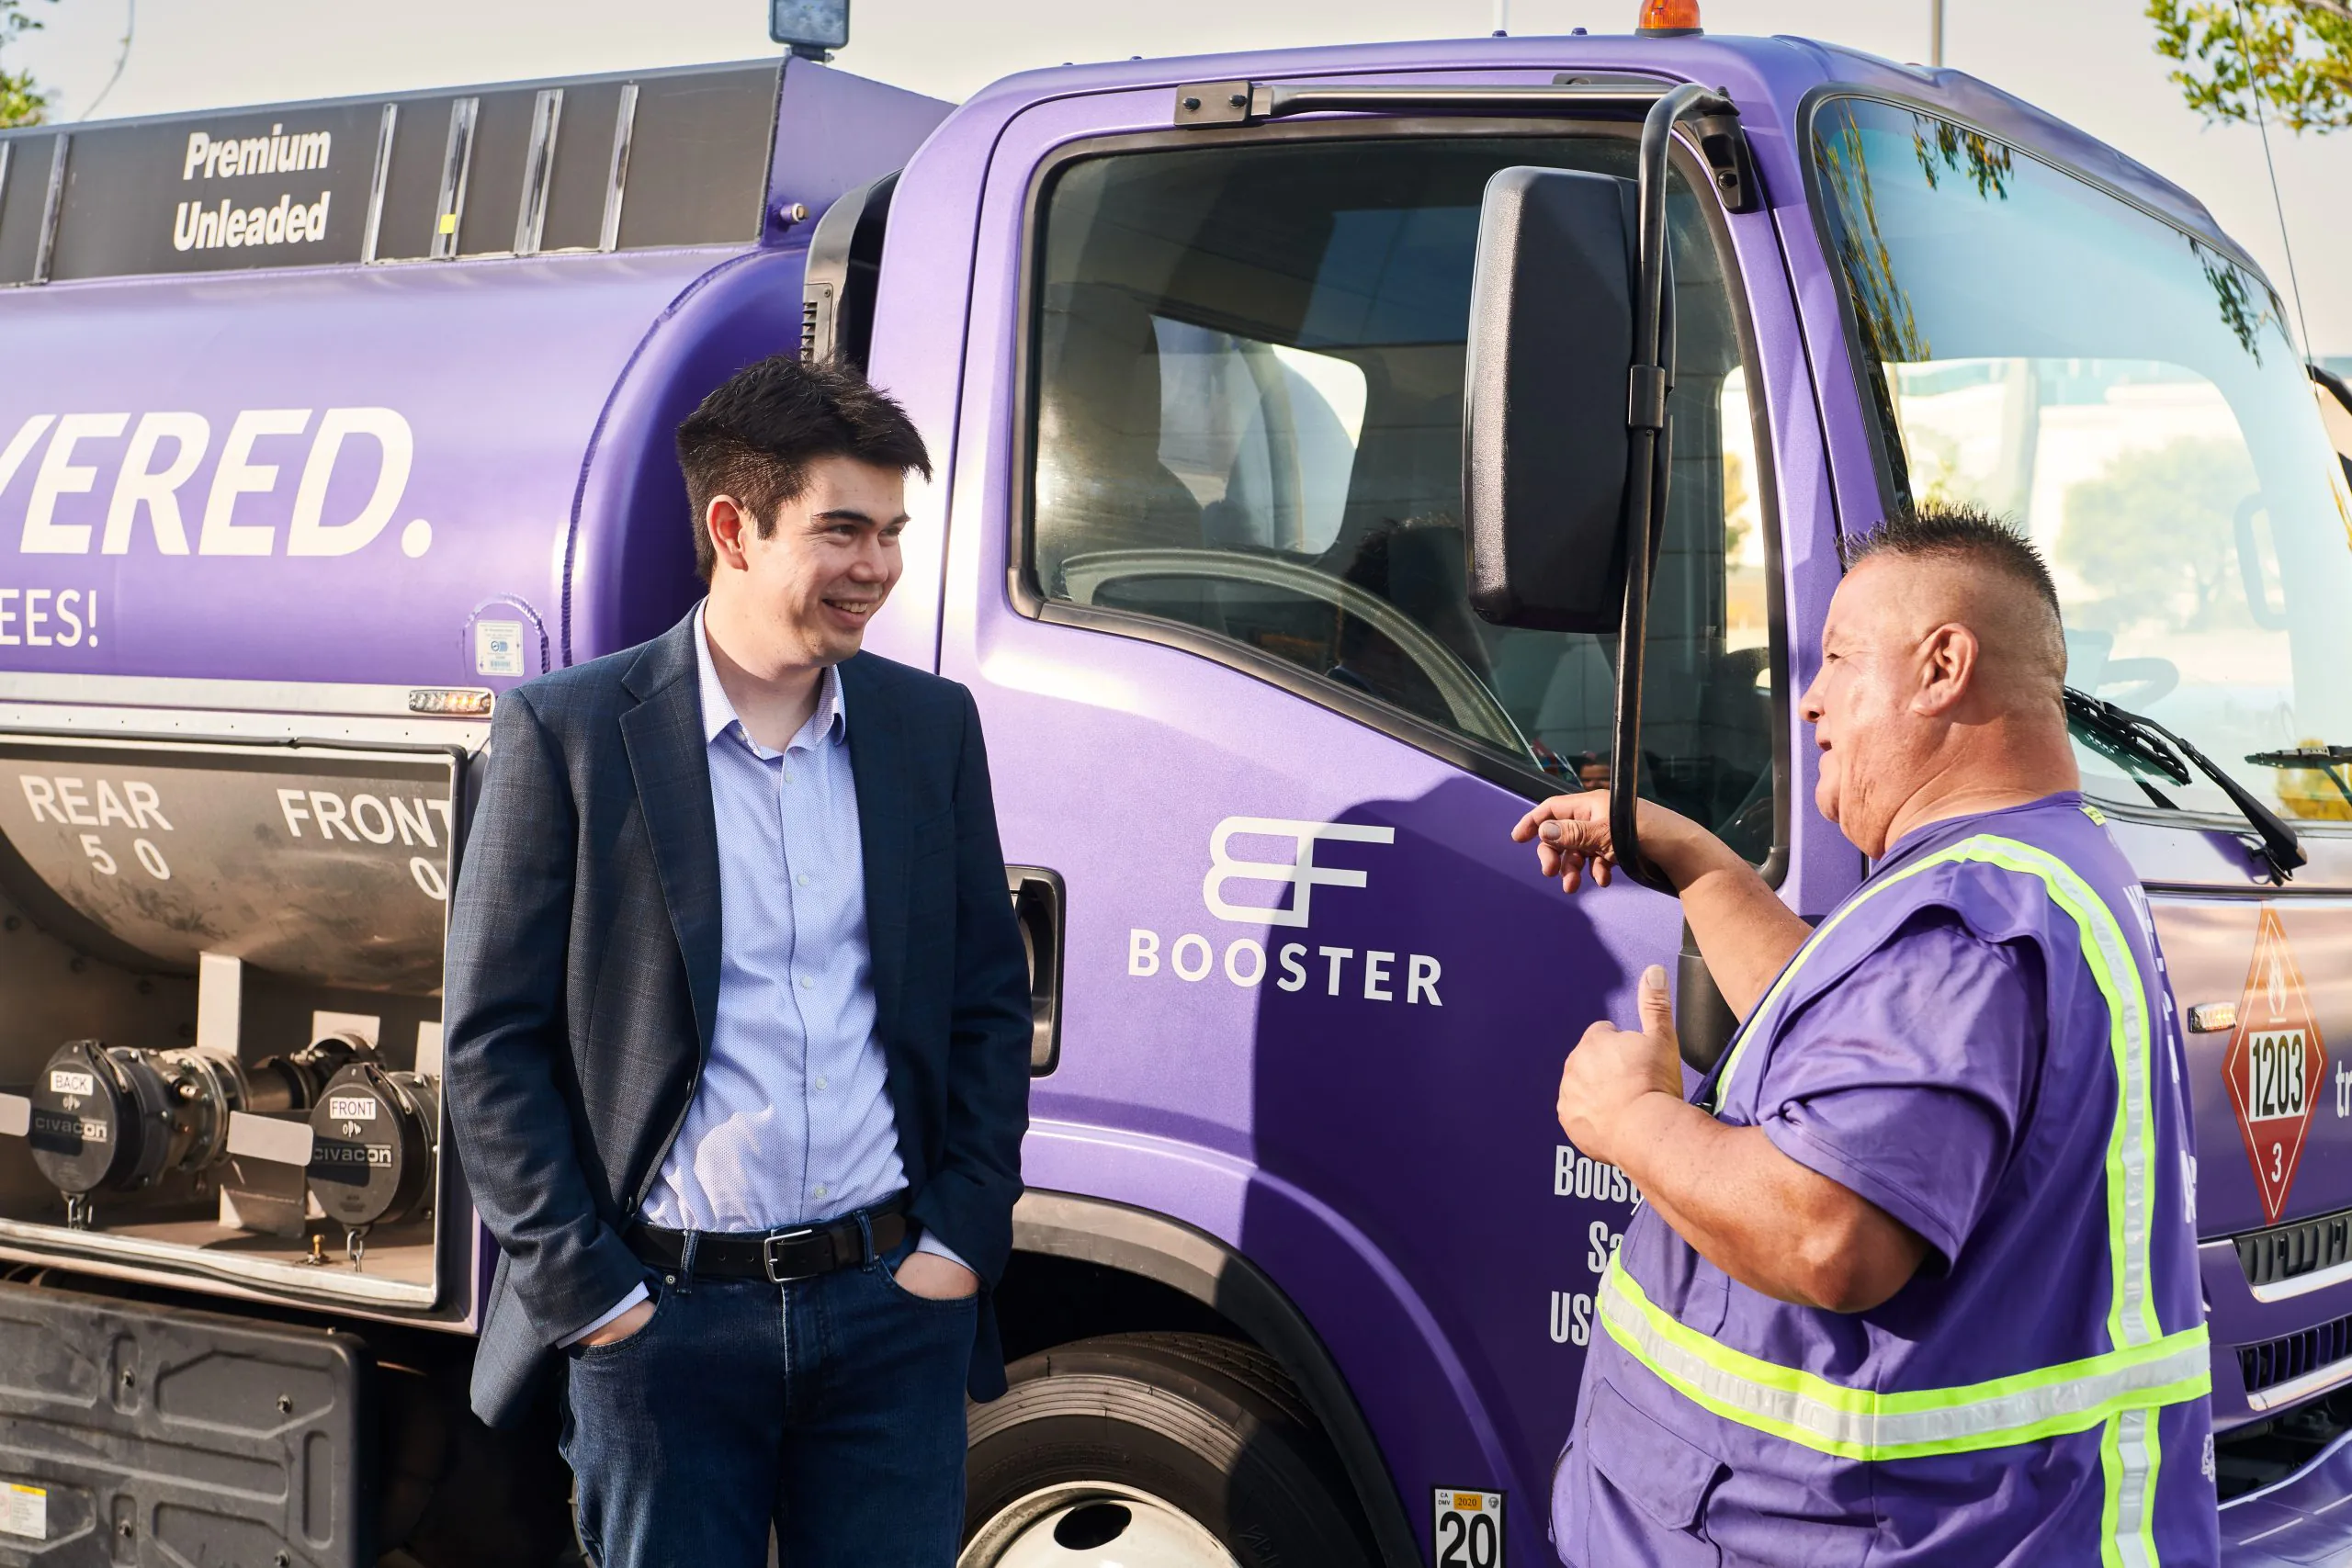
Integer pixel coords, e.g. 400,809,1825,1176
9,0,2348,353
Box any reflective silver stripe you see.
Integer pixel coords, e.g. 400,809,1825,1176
1597,1264,2210,1461
2059,845,2159,1353
1950,837,2161,1354
2109,1406,2160,1568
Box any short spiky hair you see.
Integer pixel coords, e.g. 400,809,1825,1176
674,355,933,581
1843,502,2067,681
1844,502,2061,616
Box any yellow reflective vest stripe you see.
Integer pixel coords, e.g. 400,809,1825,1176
1597,1260,2209,1462
1603,832,2205,1566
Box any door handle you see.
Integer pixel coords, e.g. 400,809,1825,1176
1005,866,1065,1076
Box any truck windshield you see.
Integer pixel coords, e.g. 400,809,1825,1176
1812,96,2352,826
1028,135,1777,861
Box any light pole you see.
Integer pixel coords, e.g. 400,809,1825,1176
1930,0,1945,65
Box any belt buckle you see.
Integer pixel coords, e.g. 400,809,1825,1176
760,1224,824,1284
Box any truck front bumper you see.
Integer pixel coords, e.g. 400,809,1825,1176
2221,1429,2352,1566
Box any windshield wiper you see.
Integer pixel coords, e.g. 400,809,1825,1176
2064,687,2189,804
2246,744,2352,812
2064,687,2307,884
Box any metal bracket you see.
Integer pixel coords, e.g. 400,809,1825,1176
195,953,243,1057
429,97,480,261
1627,365,1669,432
1687,106,1761,213
599,83,639,253
513,87,565,257
361,102,397,265
30,133,67,285
1174,81,1256,126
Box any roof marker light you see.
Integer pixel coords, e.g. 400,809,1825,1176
1636,0,1702,35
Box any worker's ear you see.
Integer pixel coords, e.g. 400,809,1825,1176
706,495,756,573
1913,622,1978,717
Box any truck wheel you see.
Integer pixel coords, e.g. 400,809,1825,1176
961,1333,1378,1568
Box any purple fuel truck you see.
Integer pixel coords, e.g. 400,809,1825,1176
1,17,2351,1568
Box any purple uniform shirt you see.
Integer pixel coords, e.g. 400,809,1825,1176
1553,795,2218,1567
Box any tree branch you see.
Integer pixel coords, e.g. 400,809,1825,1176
2292,0,2352,24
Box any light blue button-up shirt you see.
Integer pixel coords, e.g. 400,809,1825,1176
570,606,961,1340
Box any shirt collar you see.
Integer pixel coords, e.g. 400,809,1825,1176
693,602,849,754
1875,789,2085,871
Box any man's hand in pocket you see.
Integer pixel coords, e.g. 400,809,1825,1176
579,1297,656,1348
893,1252,979,1300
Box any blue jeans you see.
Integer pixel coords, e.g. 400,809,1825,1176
560,1231,977,1568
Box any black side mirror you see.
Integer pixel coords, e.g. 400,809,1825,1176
2314,361,2352,417
2313,363,2352,476
1462,167,1642,634
1463,85,1733,897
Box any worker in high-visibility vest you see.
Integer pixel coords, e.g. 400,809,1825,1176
1518,505,2216,1566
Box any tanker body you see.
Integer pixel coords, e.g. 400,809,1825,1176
0,54,947,1565
4,21,2352,1568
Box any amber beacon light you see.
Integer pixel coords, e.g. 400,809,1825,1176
1636,0,1703,34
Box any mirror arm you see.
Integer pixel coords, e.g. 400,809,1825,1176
2312,360,2352,416
1610,82,1732,896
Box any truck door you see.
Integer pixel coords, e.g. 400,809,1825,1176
930,80,1839,1561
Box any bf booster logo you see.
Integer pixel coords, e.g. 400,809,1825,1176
1127,817,1442,1006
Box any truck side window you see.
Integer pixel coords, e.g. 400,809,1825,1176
1026,136,1776,860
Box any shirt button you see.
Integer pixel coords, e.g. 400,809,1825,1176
796,873,809,887
799,976,814,990
812,1184,829,1199
814,1076,828,1091
782,767,794,783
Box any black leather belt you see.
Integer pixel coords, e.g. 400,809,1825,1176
627,1197,906,1284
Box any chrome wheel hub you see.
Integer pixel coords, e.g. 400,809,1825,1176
959,1483,1238,1568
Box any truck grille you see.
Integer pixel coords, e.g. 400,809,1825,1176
2240,1313,2352,1395
2235,1207,2352,1290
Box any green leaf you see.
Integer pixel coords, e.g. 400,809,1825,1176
2147,0,2352,133
0,0,55,129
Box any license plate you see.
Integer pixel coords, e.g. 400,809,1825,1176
1433,1488,1502,1568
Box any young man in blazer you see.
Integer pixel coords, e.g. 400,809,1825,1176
444,355,1033,1566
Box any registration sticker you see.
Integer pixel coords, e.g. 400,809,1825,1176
0,1481,46,1540
474,619,526,678
1433,1488,1501,1567
2223,907,2328,1224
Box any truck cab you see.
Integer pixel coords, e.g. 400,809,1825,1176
0,24,2348,1568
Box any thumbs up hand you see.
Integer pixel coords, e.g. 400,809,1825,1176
1556,965,1686,1168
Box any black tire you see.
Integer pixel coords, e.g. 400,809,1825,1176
962,1332,1379,1568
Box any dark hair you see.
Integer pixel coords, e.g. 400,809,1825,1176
674,355,933,581
1842,501,2067,682
1841,502,2061,620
